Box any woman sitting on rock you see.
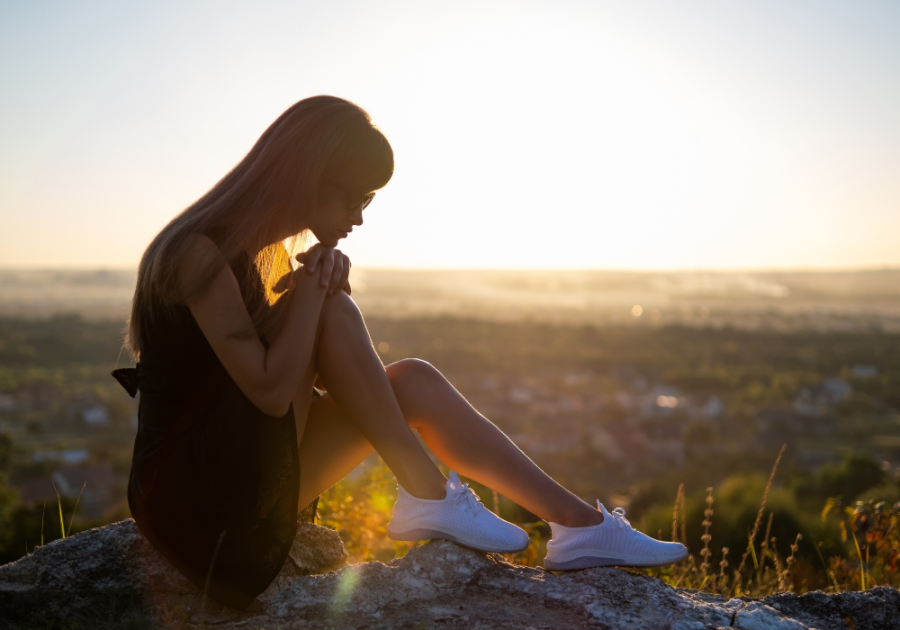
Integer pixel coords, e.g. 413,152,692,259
116,95,687,609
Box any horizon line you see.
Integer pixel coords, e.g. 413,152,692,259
1,264,899,274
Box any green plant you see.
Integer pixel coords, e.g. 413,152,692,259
822,498,900,590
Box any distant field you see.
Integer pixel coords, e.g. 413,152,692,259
2,267,900,331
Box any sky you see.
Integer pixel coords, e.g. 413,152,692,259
1,0,898,270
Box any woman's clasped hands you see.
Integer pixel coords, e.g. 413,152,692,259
295,244,352,296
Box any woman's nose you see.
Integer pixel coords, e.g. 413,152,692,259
351,207,364,226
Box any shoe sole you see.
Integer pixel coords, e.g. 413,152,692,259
388,526,529,554
543,549,689,571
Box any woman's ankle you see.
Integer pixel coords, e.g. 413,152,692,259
552,507,604,528
399,474,448,501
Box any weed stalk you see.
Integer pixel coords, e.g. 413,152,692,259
736,444,785,577
51,482,65,540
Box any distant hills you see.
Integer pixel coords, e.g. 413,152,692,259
2,267,899,331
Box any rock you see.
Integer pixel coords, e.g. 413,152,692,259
0,519,347,629
267,541,736,629
1,523,898,629
258,522,350,604
758,588,900,630
264,542,900,629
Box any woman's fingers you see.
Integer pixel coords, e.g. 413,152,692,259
296,245,349,293
327,251,350,294
336,254,350,295
299,248,322,274
318,249,336,288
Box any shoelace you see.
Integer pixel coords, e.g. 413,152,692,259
450,482,485,517
598,501,635,532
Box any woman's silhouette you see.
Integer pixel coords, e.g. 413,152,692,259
117,95,685,608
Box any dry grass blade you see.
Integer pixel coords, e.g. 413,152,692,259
780,534,802,591
51,481,66,540
771,538,786,591
737,444,785,576
718,547,730,589
758,512,774,576
672,484,684,543
700,487,714,575
66,482,86,537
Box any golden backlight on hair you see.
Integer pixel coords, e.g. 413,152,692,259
125,96,393,359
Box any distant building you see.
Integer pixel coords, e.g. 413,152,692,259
33,449,90,464
639,385,683,417
793,379,852,418
697,395,724,419
508,386,532,404
852,365,879,379
755,408,795,434
81,404,109,426
16,380,64,408
755,405,836,445
824,378,852,402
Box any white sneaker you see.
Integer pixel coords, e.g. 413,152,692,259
387,472,530,554
544,502,688,570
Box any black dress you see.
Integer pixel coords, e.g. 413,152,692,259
113,252,313,609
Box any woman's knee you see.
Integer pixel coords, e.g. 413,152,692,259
320,290,364,330
386,358,445,410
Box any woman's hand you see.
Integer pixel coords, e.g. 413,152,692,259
295,244,352,296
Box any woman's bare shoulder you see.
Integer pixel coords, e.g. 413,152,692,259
178,234,229,296
182,233,225,263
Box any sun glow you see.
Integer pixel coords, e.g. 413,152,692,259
1,1,898,270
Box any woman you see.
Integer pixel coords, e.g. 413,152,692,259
115,95,686,609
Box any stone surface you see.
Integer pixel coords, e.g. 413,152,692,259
0,519,347,628
1,522,898,629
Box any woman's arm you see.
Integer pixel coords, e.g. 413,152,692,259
181,235,340,416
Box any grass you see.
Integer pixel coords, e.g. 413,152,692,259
12,445,895,630
317,447,900,598
52,481,66,540
9,450,896,630
645,445,900,596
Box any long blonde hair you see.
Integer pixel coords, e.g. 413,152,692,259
126,96,393,358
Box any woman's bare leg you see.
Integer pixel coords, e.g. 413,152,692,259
293,292,601,526
307,292,447,500
296,376,601,527
296,393,373,509
387,359,603,527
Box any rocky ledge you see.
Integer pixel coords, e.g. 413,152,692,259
1,520,898,629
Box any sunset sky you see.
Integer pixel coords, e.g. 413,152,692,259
1,0,898,270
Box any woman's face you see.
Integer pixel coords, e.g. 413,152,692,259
310,189,367,248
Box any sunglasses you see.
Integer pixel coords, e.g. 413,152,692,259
326,181,375,212
355,192,376,211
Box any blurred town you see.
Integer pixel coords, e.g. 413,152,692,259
1,267,899,572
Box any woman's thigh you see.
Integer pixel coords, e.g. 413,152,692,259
288,290,362,443
296,392,374,508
